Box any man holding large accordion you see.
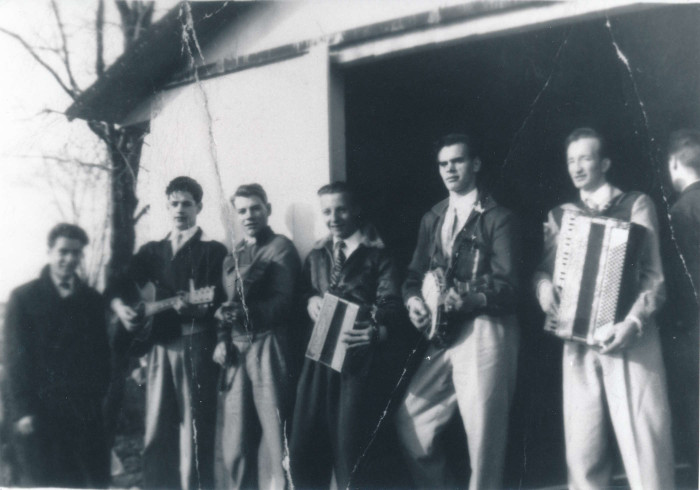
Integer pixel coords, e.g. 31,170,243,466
395,133,520,489
534,128,674,489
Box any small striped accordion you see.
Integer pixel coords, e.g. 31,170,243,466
544,210,643,345
305,293,361,372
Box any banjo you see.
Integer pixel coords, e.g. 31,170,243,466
421,249,480,347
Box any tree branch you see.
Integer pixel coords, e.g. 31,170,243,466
11,154,110,171
0,25,77,100
87,120,111,143
50,0,80,94
134,204,150,224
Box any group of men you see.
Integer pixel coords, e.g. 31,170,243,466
2,127,698,489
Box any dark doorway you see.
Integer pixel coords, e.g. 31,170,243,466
343,4,700,487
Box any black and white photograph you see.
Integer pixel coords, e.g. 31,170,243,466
0,1,698,488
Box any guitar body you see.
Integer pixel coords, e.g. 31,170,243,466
117,281,215,357
128,283,157,356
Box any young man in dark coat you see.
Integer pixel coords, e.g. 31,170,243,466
110,176,228,490
214,183,301,489
666,129,700,479
4,223,111,488
395,133,520,490
289,182,407,489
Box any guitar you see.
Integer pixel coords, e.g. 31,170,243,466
124,280,216,355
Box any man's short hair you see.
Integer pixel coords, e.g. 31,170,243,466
565,127,609,159
317,181,357,206
434,133,480,160
47,223,89,248
669,129,700,172
231,183,268,206
165,176,203,203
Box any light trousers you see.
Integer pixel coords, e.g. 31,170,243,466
563,328,674,490
395,315,519,489
216,332,289,490
143,332,218,490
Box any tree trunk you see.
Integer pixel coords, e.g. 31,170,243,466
106,123,148,287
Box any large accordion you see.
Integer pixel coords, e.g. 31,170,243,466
544,210,643,345
305,293,361,372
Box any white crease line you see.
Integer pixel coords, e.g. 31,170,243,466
605,15,699,304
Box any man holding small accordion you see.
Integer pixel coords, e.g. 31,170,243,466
395,133,521,490
534,128,674,489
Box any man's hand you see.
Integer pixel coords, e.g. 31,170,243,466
212,341,229,366
407,296,430,331
216,302,244,325
307,296,323,322
15,415,35,436
444,288,485,314
341,321,385,348
111,298,141,332
599,319,640,355
537,280,560,316
173,294,208,317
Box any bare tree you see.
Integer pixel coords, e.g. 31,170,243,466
0,0,155,288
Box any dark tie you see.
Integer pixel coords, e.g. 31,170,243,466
58,279,72,297
330,240,346,287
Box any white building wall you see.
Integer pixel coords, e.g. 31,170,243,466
136,46,336,259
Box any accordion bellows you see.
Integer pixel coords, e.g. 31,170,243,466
544,210,643,345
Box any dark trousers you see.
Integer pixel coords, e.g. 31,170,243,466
13,399,109,488
665,323,699,479
289,357,380,489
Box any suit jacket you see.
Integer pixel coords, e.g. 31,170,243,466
403,192,520,319
668,181,700,328
3,266,110,423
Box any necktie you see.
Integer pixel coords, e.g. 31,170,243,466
445,208,459,256
330,240,346,287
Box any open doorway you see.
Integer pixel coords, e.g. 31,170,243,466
342,4,700,486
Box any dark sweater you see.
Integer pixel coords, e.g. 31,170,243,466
109,228,228,345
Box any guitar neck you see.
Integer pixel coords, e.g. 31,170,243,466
142,297,179,318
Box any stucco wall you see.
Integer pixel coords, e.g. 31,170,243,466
135,46,337,258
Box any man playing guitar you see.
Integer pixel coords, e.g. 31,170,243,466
109,176,227,490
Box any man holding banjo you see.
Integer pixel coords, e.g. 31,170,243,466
395,133,521,490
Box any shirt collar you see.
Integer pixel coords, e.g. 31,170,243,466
580,182,621,210
243,226,273,246
449,188,478,218
681,179,700,195
50,270,75,297
334,228,362,258
171,225,199,244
